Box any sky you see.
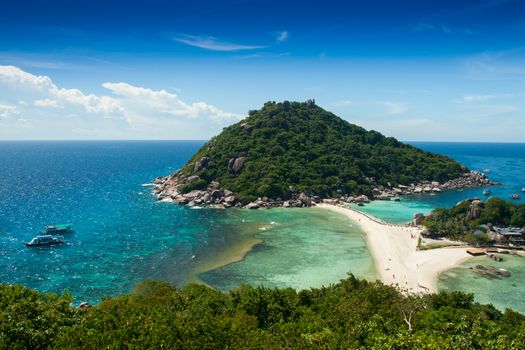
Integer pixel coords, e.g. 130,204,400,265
0,0,524,141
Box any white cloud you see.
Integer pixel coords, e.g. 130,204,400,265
173,34,266,51
378,101,407,115
33,98,61,108
463,95,494,102
0,65,242,139
276,31,289,43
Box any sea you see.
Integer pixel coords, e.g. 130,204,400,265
0,141,524,311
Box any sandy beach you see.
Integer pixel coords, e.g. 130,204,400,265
317,203,473,293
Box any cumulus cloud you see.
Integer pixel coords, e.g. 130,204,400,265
0,65,242,139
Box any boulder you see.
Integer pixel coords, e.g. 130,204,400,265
423,186,432,192
283,201,291,208
228,156,247,173
354,195,370,203
224,189,234,197
413,212,425,226
186,175,200,184
431,181,440,187
468,199,482,220
193,157,209,173
184,190,203,200
224,195,236,204
245,202,260,209
209,181,220,189
414,187,423,193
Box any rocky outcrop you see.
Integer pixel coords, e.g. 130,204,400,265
153,169,496,211
413,213,425,226
228,156,247,174
369,171,497,201
467,199,483,220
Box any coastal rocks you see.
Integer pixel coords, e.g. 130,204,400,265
413,213,425,226
228,156,247,174
245,202,260,209
354,195,370,203
369,171,497,201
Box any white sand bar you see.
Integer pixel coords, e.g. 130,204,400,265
317,204,473,293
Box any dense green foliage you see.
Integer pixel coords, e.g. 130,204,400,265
423,197,525,242
181,101,467,201
2,277,525,349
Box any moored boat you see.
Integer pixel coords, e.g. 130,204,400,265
522,187,525,193
482,189,491,196
25,235,64,247
45,224,73,234
509,194,521,200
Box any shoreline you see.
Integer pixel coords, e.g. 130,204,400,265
186,236,263,285
317,203,473,293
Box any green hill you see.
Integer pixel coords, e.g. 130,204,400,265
166,100,468,202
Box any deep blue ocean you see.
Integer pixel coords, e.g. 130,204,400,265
0,141,524,305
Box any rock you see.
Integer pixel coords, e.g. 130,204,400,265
184,190,203,199
240,123,253,133
245,202,260,209
468,199,483,220
224,195,236,204
228,156,247,173
186,175,200,184
298,192,310,205
432,187,441,192
431,181,440,187
209,181,220,189
193,157,209,173
211,190,223,198
423,186,432,192
283,201,291,208
414,187,423,193
323,199,337,205
224,189,234,197
413,212,425,226
354,195,370,203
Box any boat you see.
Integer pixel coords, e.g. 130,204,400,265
25,235,64,247
44,224,73,234
483,169,491,174
522,187,525,193
482,189,491,196
509,194,521,200
390,196,401,201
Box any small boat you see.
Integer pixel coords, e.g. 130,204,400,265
483,169,491,174
45,224,73,234
522,187,525,193
482,189,491,196
25,235,64,247
390,196,401,201
509,194,521,200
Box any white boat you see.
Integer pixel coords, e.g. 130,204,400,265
25,235,64,247
509,194,521,200
482,189,491,196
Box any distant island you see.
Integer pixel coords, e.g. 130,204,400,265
154,100,493,208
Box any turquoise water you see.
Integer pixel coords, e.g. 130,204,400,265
438,255,525,313
1,141,524,309
201,208,376,291
0,141,375,303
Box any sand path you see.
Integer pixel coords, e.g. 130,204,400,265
317,204,473,293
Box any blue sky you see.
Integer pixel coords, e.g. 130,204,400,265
0,0,524,141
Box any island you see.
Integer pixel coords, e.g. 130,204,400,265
154,100,493,208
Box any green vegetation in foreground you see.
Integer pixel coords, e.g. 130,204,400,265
423,197,525,243
2,276,525,349
179,100,467,201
